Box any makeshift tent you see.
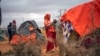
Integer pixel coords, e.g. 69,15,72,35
18,20,42,38
60,1,100,37
10,20,43,45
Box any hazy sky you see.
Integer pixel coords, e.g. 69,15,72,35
1,0,90,28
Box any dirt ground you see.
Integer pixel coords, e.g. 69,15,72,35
0,37,13,54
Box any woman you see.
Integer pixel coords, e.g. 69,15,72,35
44,13,56,52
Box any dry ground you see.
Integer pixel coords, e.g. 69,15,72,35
0,37,13,54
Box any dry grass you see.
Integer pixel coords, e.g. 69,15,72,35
56,26,100,56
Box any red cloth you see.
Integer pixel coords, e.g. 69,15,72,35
94,0,100,8
46,31,56,52
60,1,100,37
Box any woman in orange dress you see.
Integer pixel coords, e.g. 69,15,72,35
44,13,56,52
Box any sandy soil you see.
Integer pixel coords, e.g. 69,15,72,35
0,38,13,54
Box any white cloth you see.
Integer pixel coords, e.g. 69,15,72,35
63,21,73,44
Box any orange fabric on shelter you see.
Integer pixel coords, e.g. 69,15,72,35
60,1,100,37
21,35,30,42
10,33,36,45
10,34,20,45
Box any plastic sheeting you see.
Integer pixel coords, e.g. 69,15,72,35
60,1,100,37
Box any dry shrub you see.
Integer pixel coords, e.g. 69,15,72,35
11,35,46,56
13,43,39,56
56,23,100,56
66,28,100,56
